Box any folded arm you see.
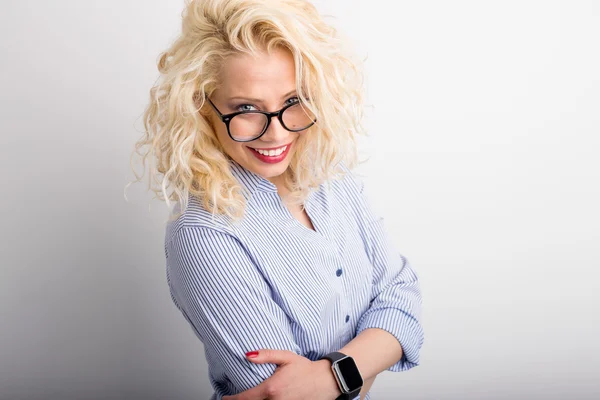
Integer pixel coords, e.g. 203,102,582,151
339,171,425,383
167,226,303,397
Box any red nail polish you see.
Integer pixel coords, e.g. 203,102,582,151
246,351,259,358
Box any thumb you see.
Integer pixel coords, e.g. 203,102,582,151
245,349,298,365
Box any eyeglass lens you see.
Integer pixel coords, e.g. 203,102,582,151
229,103,315,141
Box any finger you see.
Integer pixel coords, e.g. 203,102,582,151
245,349,298,365
232,383,268,400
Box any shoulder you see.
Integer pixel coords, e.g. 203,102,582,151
328,162,367,199
165,193,238,245
327,162,384,227
166,212,253,276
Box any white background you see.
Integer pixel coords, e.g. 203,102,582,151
1,1,599,399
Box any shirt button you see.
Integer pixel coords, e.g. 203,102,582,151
336,268,343,277
345,315,350,323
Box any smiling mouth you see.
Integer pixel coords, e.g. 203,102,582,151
248,145,287,157
247,141,292,156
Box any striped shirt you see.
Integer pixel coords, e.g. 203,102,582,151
164,159,424,399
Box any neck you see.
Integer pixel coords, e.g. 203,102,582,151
268,174,291,200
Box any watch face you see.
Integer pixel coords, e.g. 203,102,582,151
336,356,363,392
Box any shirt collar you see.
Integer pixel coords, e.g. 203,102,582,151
228,158,279,194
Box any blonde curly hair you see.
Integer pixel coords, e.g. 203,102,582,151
128,0,367,223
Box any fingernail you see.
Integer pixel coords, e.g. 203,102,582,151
246,351,259,358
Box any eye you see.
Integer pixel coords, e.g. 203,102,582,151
284,96,300,106
235,103,258,112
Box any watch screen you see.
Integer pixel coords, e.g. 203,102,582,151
338,357,363,391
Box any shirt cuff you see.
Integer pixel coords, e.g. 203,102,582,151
355,306,424,372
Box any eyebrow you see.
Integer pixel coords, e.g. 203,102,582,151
227,89,297,103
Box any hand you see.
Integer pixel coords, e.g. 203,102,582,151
222,349,341,400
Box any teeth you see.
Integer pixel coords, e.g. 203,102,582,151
254,145,287,156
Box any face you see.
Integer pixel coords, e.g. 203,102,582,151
207,47,306,189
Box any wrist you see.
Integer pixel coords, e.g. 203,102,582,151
314,359,342,398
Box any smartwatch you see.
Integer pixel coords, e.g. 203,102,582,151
319,351,363,400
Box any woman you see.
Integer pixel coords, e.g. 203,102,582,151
133,0,424,398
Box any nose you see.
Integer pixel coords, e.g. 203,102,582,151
261,115,290,143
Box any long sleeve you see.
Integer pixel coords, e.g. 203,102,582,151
350,173,425,372
166,225,302,397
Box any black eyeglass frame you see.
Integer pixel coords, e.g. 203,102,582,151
206,97,317,142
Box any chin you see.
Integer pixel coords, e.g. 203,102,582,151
256,161,290,177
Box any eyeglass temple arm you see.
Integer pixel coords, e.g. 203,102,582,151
205,97,223,116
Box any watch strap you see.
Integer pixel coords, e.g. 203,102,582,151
319,352,362,400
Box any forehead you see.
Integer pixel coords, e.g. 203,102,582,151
218,47,296,95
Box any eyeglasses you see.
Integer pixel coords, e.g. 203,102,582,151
206,97,317,142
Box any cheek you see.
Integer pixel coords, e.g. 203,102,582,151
212,121,246,157
213,124,228,143
209,116,230,146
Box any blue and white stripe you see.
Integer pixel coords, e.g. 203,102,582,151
165,159,424,399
